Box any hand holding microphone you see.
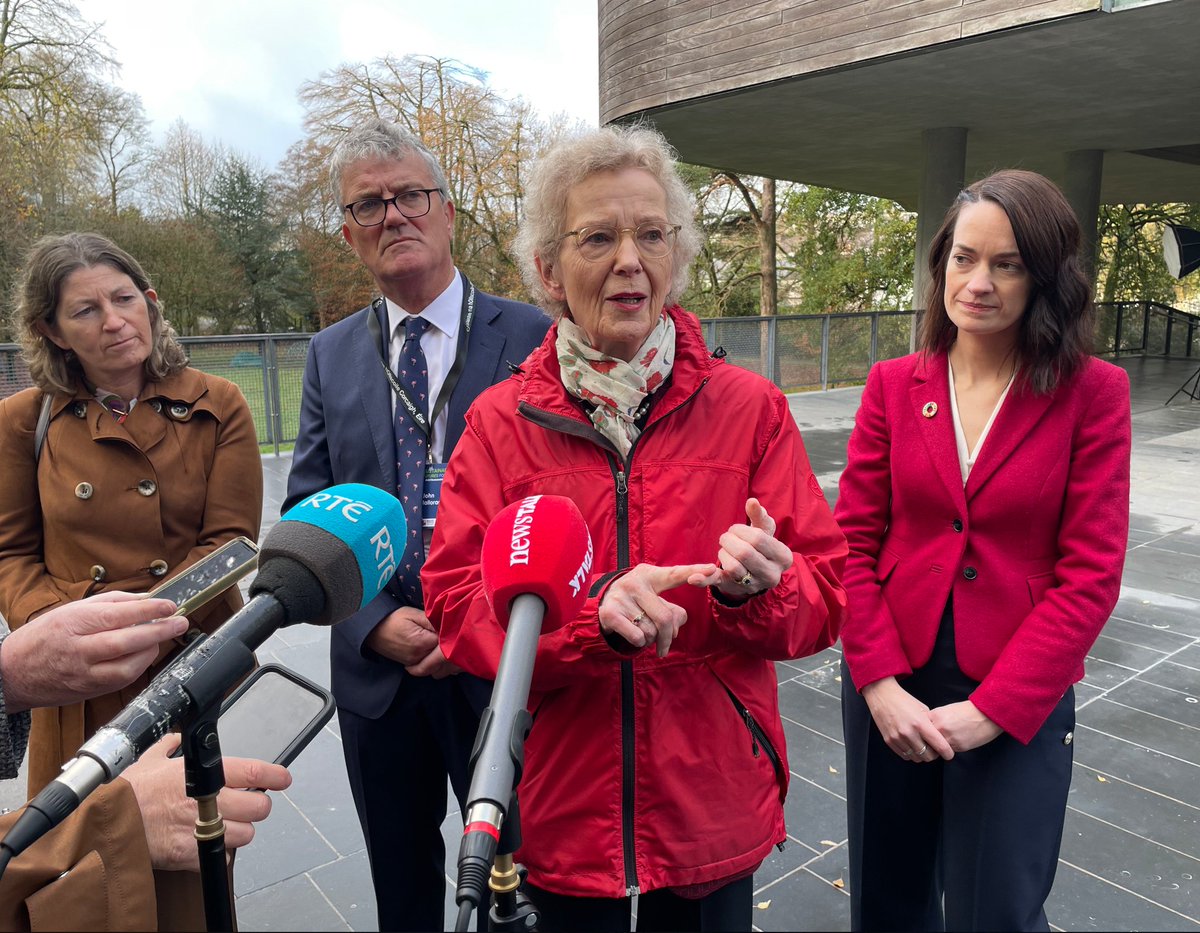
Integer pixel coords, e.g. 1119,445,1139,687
0,482,405,866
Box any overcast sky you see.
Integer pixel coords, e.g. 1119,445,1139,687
81,0,601,169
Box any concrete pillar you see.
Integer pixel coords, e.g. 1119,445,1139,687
911,128,967,349
1063,149,1104,283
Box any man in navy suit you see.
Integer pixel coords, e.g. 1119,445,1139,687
284,119,549,932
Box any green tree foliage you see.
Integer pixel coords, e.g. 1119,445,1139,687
1096,203,1200,308
205,156,312,333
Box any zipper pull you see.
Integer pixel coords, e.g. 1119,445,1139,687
616,470,628,495
744,710,760,757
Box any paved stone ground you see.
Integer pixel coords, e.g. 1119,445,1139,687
5,356,1199,931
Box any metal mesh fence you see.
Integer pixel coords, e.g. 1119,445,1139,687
3,304,1192,447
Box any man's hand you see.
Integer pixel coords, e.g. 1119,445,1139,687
1,592,187,712
365,607,439,666
124,736,292,872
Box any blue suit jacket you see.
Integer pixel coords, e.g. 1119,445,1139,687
284,273,550,718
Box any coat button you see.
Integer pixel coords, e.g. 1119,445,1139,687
169,403,189,419
137,480,157,496
71,402,87,418
89,564,106,582
75,482,93,500
952,519,963,533
149,559,169,576
1063,731,1074,746
963,566,978,580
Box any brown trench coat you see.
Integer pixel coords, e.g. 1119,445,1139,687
0,780,208,931
0,367,263,795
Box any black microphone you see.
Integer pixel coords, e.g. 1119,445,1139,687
0,483,405,863
454,494,593,921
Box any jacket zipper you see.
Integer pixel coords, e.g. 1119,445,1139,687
721,685,787,793
612,459,639,896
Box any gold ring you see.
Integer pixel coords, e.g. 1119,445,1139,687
632,612,648,626
737,573,753,588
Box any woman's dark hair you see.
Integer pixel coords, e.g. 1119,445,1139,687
919,169,1094,395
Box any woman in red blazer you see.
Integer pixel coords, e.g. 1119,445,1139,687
835,170,1130,932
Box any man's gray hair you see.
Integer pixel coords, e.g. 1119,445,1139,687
514,124,701,320
327,119,450,209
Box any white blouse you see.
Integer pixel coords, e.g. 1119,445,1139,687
948,359,1018,486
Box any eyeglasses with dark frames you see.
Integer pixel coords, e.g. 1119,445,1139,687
558,222,681,262
343,188,445,227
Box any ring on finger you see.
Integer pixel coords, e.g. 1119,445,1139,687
737,572,753,588
916,743,928,756
632,612,648,626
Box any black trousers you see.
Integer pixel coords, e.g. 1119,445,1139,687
841,601,1075,933
525,876,754,933
338,674,482,933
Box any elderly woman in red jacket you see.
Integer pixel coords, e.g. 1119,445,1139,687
424,125,847,932
835,170,1131,932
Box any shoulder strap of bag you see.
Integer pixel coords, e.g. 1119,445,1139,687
34,392,52,460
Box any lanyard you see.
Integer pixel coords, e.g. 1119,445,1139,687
367,275,476,444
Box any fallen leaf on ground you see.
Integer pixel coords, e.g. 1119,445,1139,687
832,878,845,888
820,839,838,847
1098,775,1109,783
756,900,771,911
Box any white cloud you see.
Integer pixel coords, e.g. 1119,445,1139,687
81,0,599,167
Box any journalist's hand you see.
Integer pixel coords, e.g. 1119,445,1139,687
1,592,186,713
124,735,292,872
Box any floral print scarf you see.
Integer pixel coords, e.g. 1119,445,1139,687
556,309,675,458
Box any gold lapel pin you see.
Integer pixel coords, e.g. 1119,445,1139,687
922,401,938,418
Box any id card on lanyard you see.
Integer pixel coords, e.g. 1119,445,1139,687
367,275,476,536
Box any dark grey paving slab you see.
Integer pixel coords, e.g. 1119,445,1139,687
1068,763,1200,859
779,719,846,797
1046,862,1200,932
782,775,847,855
1106,679,1200,730
1088,633,1171,671
1142,661,1200,697
752,861,851,932
1101,616,1196,653
275,724,366,858
1077,699,1200,767
308,850,378,933
1072,728,1200,803
778,680,843,744
1060,808,1200,920
235,871,351,932
234,790,339,896
1081,656,1142,691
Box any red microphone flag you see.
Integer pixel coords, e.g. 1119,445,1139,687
480,494,593,632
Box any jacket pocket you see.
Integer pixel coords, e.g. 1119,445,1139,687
1026,570,1058,607
719,683,787,799
876,546,900,583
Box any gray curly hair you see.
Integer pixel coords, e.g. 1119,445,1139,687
514,124,701,320
327,118,450,210
12,233,188,396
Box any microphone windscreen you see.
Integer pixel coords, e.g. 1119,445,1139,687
255,483,407,625
481,495,593,632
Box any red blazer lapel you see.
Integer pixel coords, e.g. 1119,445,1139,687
965,383,1055,501
909,352,966,511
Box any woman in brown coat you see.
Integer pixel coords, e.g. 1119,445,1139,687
0,232,263,795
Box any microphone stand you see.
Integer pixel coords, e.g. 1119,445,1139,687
487,794,539,932
177,637,256,932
